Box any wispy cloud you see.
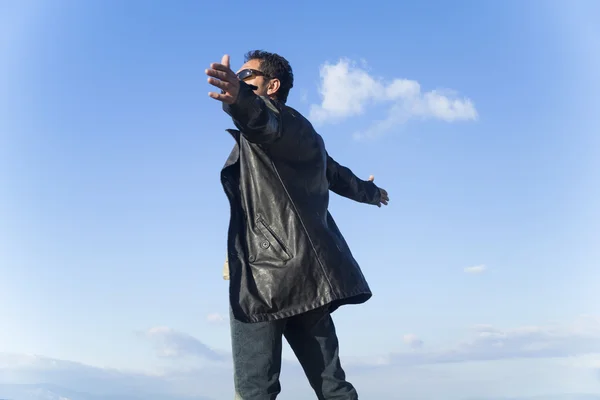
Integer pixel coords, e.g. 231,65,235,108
141,327,227,362
143,315,600,369
403,334,424,349
386,316,600,367
464,264,487,274
206,313,226,324
308,58,478,140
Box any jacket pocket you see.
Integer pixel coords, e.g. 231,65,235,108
255,214,292,262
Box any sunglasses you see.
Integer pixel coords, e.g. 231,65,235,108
236,68,271,81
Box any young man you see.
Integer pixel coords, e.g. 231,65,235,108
206,50,389,400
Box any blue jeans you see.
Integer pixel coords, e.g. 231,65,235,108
230,305,358,400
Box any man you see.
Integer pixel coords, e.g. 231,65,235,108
205,50,389,400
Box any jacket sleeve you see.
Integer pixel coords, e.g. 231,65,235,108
222,81,282,145
326,153,382,205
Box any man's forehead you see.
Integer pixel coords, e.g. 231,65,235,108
237,59,260,73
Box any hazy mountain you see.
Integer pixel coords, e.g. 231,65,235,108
0,353,222,399
2,382,600,400
0,383,212,400
3,352,600,399
465,396,600,400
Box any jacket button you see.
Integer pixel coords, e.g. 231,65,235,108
261,241,270,249
248,255,255,262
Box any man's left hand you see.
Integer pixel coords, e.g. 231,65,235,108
368,175,389,207
206,54,240,105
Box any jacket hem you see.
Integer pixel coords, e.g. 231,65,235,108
232,287,372,323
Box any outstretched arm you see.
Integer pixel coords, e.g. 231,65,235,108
326,153,389,207
223,82,282,145
206,54,282,145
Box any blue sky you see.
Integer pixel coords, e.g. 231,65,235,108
1,0,599,399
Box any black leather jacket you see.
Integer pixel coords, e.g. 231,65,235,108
221,81,382,323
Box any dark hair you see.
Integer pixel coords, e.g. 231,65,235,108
244,50,294,104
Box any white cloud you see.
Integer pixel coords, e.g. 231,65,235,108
308,58,478,139
403,334,424,349
464,264,487,274
206,313,226,324
309,60,382,123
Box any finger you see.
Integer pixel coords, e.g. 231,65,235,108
205,68,229,80
222,54,230,69
368,175,374,182
207,77,231,91
210,63,236,77
208,91,235,104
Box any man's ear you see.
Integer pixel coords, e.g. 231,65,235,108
267,78,281,97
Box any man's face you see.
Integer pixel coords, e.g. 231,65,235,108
236,59,277,98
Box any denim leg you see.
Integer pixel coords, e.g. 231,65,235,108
230,308,287,400
284,307,358,400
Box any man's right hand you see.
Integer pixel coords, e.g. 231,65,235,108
206,54,240,105
368,175,389,207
